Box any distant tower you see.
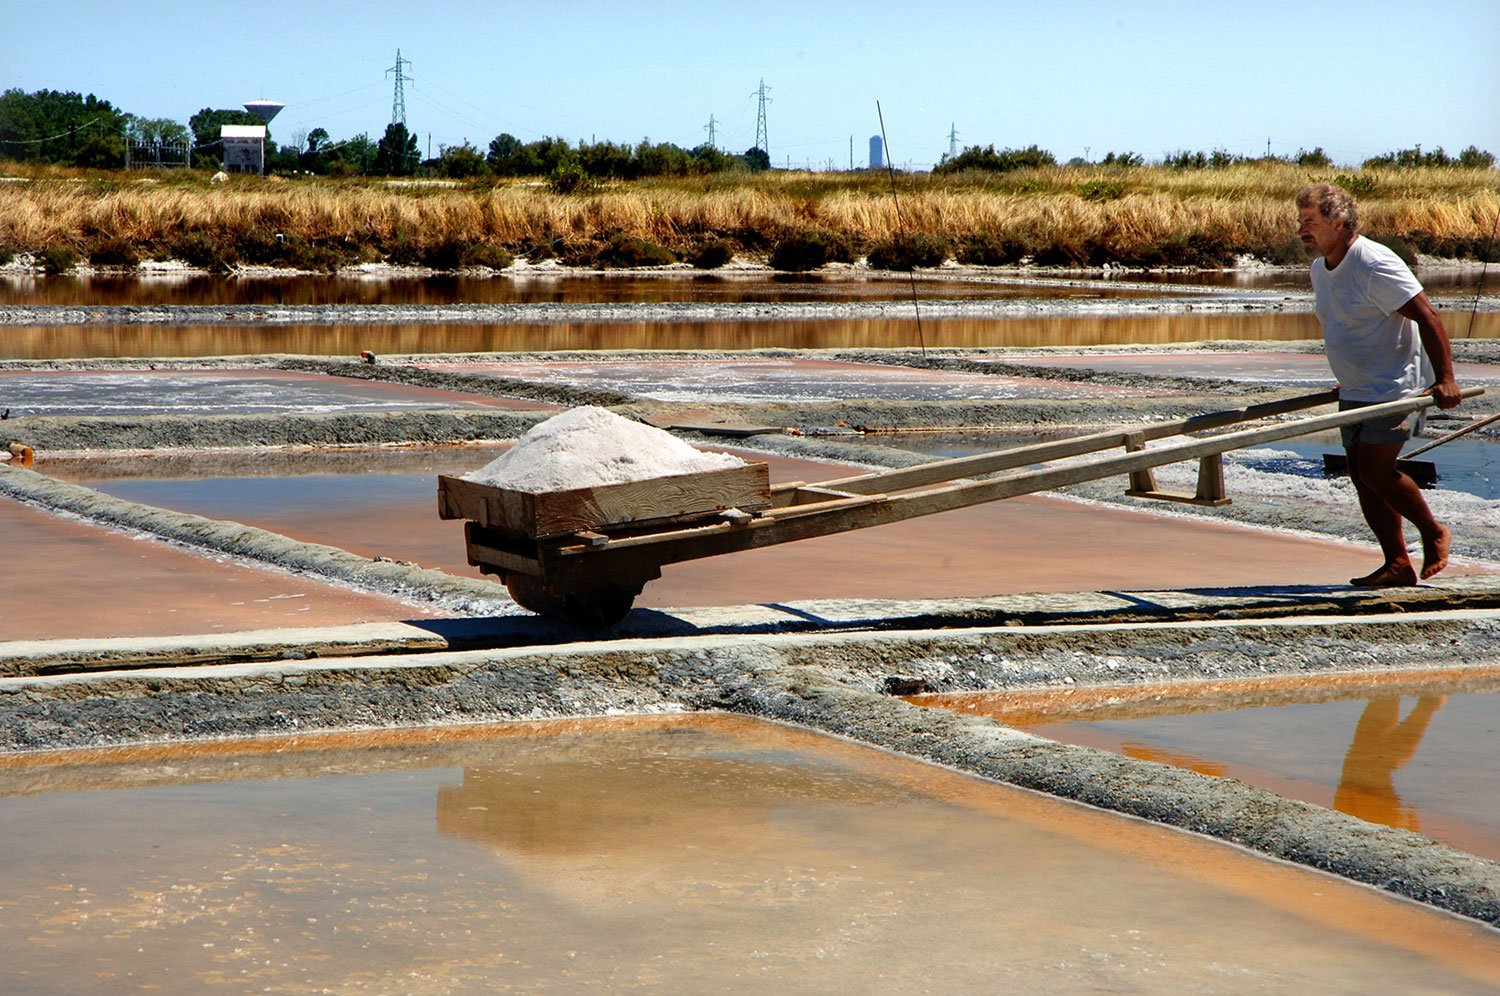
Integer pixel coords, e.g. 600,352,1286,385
753,78,771,156
869,134,884,170
243,100,285,125
704,114,717,149
948,123,959,161
387,49,412,127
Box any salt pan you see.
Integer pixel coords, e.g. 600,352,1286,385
464,406,746,493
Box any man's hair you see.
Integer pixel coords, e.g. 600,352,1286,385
1296,182,1359,231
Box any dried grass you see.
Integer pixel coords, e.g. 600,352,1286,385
0,164,1494,266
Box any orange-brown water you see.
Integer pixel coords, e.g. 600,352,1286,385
0,313,1336,360
912,667,1500,861
3,714,1498,993
0,498,436,641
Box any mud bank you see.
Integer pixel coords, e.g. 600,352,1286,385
7,611,1500,925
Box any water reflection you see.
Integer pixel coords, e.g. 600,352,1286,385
0,272,1167,308
3,269,1495,308
0,313,1339,360
913,668,1500,860
1334,696,1445,833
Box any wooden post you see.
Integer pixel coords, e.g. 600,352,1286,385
1124,433,1158,495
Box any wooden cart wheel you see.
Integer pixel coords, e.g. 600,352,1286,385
504,573,641,628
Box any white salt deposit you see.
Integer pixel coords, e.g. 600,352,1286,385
464,406,746,493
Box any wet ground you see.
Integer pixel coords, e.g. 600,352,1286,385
4,714,1499,994
911,667,1500,863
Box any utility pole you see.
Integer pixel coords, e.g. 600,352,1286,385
849,135,854,171
947,122,959,161
387,49,411,127
704,114,717,149
753,78,771,157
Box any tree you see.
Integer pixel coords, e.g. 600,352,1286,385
487,132,524,172
0,88,129,165
373,122,420,175
324,133,376,176
743,146,770,172
437,141,488,178
931,144,1056,175
125,115,190,145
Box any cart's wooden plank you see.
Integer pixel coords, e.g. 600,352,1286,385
541,389,1480,583
818,389,1340,495
441,464,770,539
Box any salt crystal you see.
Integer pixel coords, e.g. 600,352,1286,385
464,406,746,493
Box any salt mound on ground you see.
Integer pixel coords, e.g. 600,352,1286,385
464,406,746,493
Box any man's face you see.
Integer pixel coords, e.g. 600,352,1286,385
1298,203,1346,257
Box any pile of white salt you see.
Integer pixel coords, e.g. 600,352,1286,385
464,406,746,493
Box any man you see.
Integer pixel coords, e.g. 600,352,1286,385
1296,182,1463,587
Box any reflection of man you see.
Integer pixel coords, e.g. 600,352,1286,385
1296,183,1463,587
1332,695,1445,832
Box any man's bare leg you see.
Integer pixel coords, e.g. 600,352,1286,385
1347,440,1426,586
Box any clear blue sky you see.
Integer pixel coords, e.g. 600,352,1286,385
4,0,1497,169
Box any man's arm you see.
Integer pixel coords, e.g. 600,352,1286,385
1397,292,1462,409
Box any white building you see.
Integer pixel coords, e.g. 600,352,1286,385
221,124,267,175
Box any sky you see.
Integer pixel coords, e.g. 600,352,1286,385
3,0,1498,169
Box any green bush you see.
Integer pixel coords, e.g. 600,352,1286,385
769,229,856,271
39,245,77,274
595,233,675,268
384,231,421,266
1333,172,1378,199
548,162,591,194
865,233,951,271
87,239,140,267
688,239,735,269
934,144,1056,175
464,242,514,269
958,232,1030,265
418,237,466,270
167,231,237,270
1076,179,1126,202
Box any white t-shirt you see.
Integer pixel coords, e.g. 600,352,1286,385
1311,235,1427,402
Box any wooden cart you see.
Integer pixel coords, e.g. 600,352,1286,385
439,388,1480,626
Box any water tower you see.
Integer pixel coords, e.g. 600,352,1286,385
243,100,285,124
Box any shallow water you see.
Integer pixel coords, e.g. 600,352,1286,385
2,714,1497,994
0,272,1173,307
45,444,1399,607
911,668,1500,862
0,312,1340,360
3,269,1495,308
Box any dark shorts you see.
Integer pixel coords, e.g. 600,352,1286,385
1339,399,1415,447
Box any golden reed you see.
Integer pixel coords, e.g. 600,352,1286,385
1,162,1495,265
